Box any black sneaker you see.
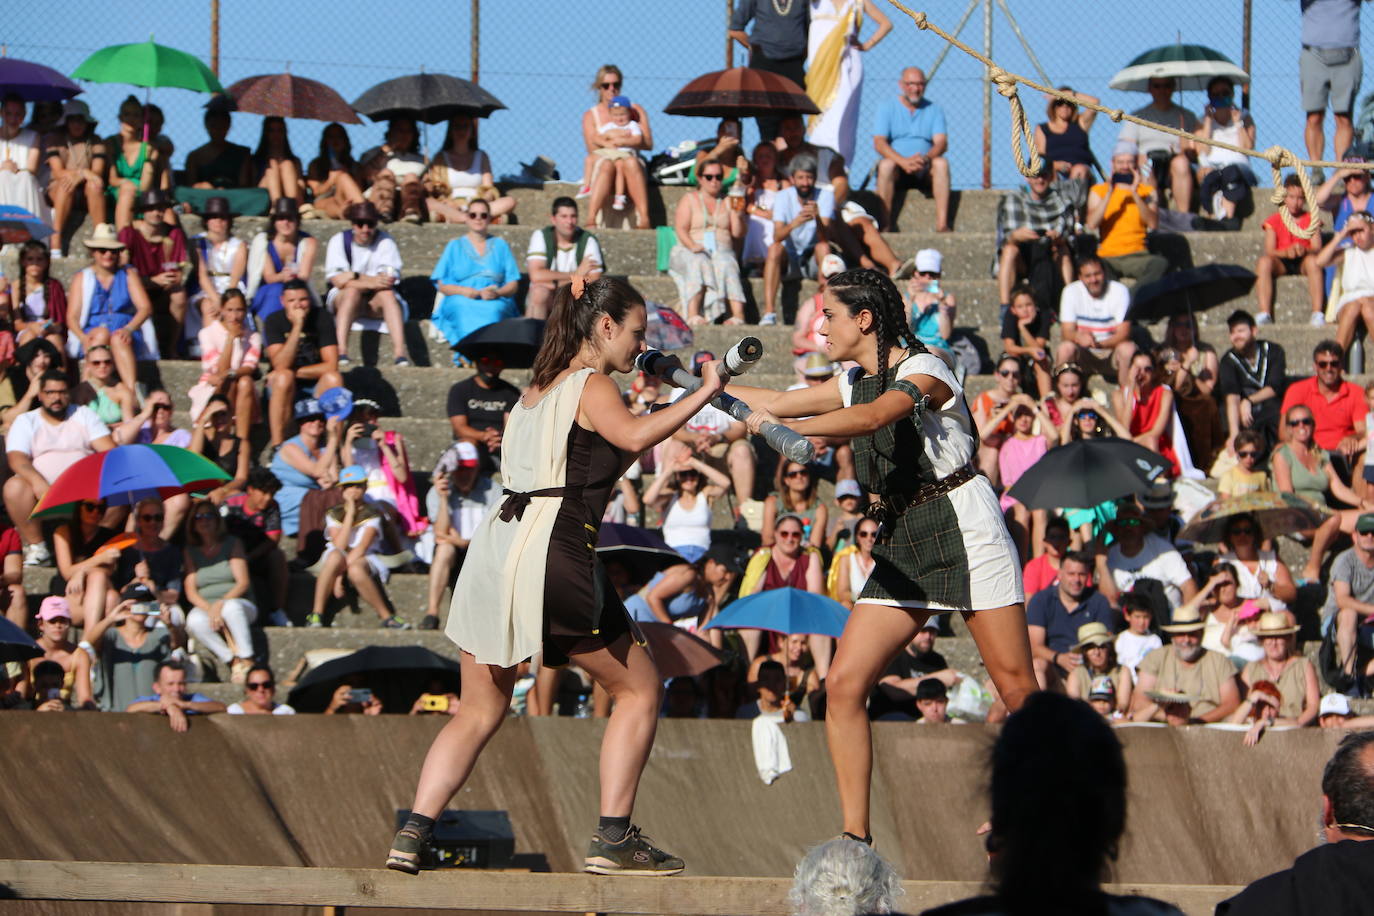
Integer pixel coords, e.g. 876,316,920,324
419,614,440,631
382,616,412,630
584,825,684,876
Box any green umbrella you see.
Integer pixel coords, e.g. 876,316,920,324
72,39,222,143
1109,44,1247,93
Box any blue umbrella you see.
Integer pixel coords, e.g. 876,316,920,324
0,205,53,245
0,617,43,664
704,587,849,638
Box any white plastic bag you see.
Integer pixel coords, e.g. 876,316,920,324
946,675,993,722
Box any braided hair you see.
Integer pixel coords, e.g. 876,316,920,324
825,268,924,394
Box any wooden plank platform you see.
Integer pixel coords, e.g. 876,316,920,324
0,860,1242,915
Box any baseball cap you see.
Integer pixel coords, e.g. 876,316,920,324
293,398,325,421
703,542,745,575
835,479,862,500
915,679,947,701
1113,139,1138,158
453,441,480,468
802,353,835,378
921,617,940,633
38,596,71,621
913,249,942,274
1357,513,1374,534
1089,675,1117,701
316,386,354,422
1320,694,1352,717
337,464,367,486
609,95,631,109
820,253,847,277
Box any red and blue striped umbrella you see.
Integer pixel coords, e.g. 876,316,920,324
31,444,231,519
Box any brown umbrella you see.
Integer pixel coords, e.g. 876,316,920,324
226,73,361,124
1178,491,1329,544
639,623,724,679
664,67,819,119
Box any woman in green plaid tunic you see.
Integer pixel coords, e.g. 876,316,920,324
729,270,1037,844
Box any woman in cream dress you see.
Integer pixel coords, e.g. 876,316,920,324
805,0,891,165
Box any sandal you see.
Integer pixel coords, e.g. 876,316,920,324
385,826,426,874
230,658,253,685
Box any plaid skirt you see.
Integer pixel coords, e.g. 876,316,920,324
858,473,1024,612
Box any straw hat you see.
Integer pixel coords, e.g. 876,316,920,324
1160,606,1206,633
1073,622,1115,652
1253,611,1299,637
83,223,125,251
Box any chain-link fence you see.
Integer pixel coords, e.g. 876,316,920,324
2,0,1357,194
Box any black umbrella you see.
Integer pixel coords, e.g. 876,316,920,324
1006,438,1171,510
1125,264,1256,324
353,73,506,124
454,317,545,369
597,523,686,586
0,617,42,664
286,644,460,713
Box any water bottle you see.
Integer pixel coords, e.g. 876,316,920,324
1350,337,1365,375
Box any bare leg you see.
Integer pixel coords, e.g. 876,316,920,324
426,543,457,619
875,159,898,231
114,182,137,230
347,561,395,622
854,218,900,274
232,374,256,443
961,604,1037,714
573,635,663,817
808,634,832,680
1254,255,1280,318
998,242,1022,305
259,162,283,204
826,602,925,838
528,663,560,716
311,550,346,620
726,439,755,505
3,583,26,629
406,653,519,820
624,158,652,229
85,175,108,227
49,182,76,251
267,368,296,448
279,158,303,206
1306,112,1325,164
586,165,615,229
84,568,112,629
930,156,952,231
738,627,763,661
1335,113,1355,161
526,282,553,320
333,287,362,356
1170,154,1193,213
160,493,189,541
3,477,41,547
763,243,785,319
374,290,409,361
1303,255,1326,316
1336,301,1362,354
1338,606,1359,676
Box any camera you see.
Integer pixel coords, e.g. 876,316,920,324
348,687,373,705
420,693,450,713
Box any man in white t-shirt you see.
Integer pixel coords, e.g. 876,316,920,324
764,152,836,325
525,196,604,320
419,441,498,630
660,350,756,505
3,372,114,565
1056,254,1136,388
324,202,410,367
1099,501,1198,612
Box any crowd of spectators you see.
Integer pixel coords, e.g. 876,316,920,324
0,3,1372,736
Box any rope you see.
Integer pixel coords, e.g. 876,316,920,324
886,0,1370,239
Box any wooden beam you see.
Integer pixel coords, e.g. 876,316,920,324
0,860,1242,916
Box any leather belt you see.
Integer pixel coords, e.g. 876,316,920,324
865,464,979,524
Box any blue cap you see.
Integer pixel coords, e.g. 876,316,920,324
293,398,324,420
316,386,354,422
337,464,367,486
609,95,631,109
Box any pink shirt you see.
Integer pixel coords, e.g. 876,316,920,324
998,434,1048,511
197,321,262,385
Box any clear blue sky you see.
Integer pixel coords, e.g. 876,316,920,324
5,0,1356,190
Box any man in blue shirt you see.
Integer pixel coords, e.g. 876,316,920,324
1025,552,1117,691
873,67,951,232
765,152,836,324
127,660,225,732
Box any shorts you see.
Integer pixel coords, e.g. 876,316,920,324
783,243,821,280
1074,345,1122,381
1363,464,1374,485
1301,45,1363,114
1279,256,1308,275
893,166,933,191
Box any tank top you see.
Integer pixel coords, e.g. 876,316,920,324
762,551,811,590
1341,245,1374,296
846,551,873,602
1277,443,1330,507
661,494,712,551
188,538,239,602
1040,120,1092,166
435,149,487,200
110,140,148,188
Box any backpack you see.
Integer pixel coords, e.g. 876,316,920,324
538,226,600,273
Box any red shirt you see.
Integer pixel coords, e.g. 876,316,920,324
1263,210,1317,253
117,225,188,279
1280,376,1365,450
0,527,20,558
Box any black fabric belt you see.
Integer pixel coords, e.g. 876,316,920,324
498,486,578,523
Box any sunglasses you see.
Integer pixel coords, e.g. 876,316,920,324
138,513,164,522
1236,450,1259,459
776,530,802,539
1360,530,1374,537
784,470,809,479
194,513,218,521
246,680,274,690
601,81,622,89
998,369,1021,378
467,211,491,220
1229,525,1256,535
87,358,112,366
80,501,105,512
700,173,723,181
1316,359,1341,368
352,220,377,229
917,270,941,278
1288,417,1315,427
856,530,878,539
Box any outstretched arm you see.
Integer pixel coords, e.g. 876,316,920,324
750,373,953,440
725,377,844,419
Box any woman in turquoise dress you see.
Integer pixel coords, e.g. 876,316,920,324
429,200,520,351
